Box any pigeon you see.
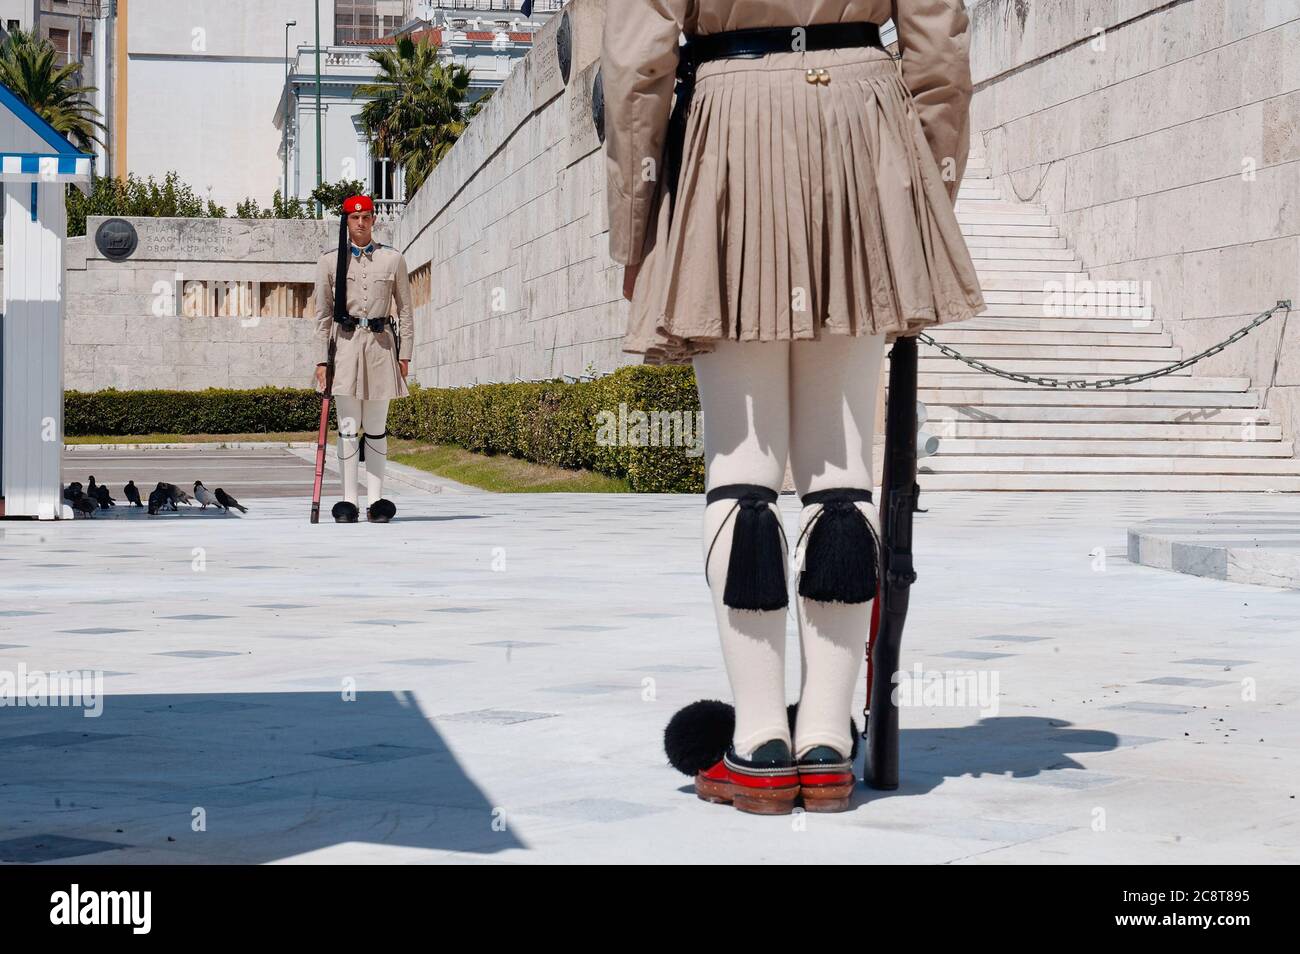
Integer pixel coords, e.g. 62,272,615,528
87,475,98,498
194,481,220,510
123,481,143,507
63,482,83,502
214,488,247,514
94,484,115,509
156,482,192,508
69,493,97,517
147,488,169,515
152,483,178,512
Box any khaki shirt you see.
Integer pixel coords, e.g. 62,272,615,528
603,0,974,266
313,242,414,400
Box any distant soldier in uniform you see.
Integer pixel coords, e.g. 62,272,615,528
313,194,413,523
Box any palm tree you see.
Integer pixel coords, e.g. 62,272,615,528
0,28,105,151
355,35,474,197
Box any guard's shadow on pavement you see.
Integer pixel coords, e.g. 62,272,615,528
0,691,525,863
852,716,1121,805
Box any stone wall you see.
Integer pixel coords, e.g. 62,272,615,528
968,0,1300,438
59,215,392,391
394,0,620,387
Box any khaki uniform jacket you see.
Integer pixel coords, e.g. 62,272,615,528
603,0,974,267
313,242,414,400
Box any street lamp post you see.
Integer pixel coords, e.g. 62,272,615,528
314,0,323,217
284,20,297,205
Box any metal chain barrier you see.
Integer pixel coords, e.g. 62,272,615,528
916,299,1292,390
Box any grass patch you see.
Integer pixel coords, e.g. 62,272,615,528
390,441,631,493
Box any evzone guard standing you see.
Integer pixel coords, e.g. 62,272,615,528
603,1,986,812
312,194,413,523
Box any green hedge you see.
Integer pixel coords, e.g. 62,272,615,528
64,386,323,436
64,366,706,493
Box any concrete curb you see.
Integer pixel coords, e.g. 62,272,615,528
1127,513,1300,589
66,441,317,451
281,445,480,495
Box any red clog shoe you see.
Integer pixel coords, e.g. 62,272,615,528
796,745,856,812
695,740,800,815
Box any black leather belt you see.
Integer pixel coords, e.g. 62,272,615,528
664,22,886,222
335,315,391,332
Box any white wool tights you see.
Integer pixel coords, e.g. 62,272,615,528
692,332,887,760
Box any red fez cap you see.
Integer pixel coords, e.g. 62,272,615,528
343,195,374,214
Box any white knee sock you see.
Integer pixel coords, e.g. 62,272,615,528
701,495,791,758
693,339,792,759
789,332,886,760
691,333,886,761
334,396,362,506
360,399,390,501
792,497,881,759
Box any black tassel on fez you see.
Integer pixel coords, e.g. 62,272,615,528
705,484,788,611
797,487,879,604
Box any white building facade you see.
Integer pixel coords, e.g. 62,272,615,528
277,3,563,211
117,1,557,211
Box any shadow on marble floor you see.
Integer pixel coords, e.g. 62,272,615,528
0,690,526,862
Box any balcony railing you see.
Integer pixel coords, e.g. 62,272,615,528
421,1,564,11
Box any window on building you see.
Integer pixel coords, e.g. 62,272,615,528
82,32,93,56
372,157,397,203
260,282,315,319
410,263,432,309
178,281,314,320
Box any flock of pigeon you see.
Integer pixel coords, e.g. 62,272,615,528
63,477,249,518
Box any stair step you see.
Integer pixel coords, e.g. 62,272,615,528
929,329,1172,347
962,224,1059,238
934,438,1293,457
917,473,1300,492
952,317,1165,333
916,388,1260,407
915,358,1192,375
923,405,1268,424
927,422,1280,440
923,455,1300,475
976,260,1086,276
964,235,1070,250
955,200,1049,215
970,276,1090,291
979,289,1145,304
969,246,1080,262
916,374,1251,392
961,212,1053,226
967,310,1159,324
920,343,1180,361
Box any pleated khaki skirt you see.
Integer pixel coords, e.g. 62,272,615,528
624,47,987,366
322,324,410,401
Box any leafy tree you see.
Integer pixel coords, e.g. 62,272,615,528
356,36,473,196
66,171,226,236
309,179,369,215
234,190,313,220
0,28,105,151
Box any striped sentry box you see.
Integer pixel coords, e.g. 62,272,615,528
0,153,93,181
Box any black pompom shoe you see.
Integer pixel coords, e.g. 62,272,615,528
332,501,359,523
664,700,799,814
367,499,396,523
665,699,860,813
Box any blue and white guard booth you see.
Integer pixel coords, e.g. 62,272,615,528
0,83,93,519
